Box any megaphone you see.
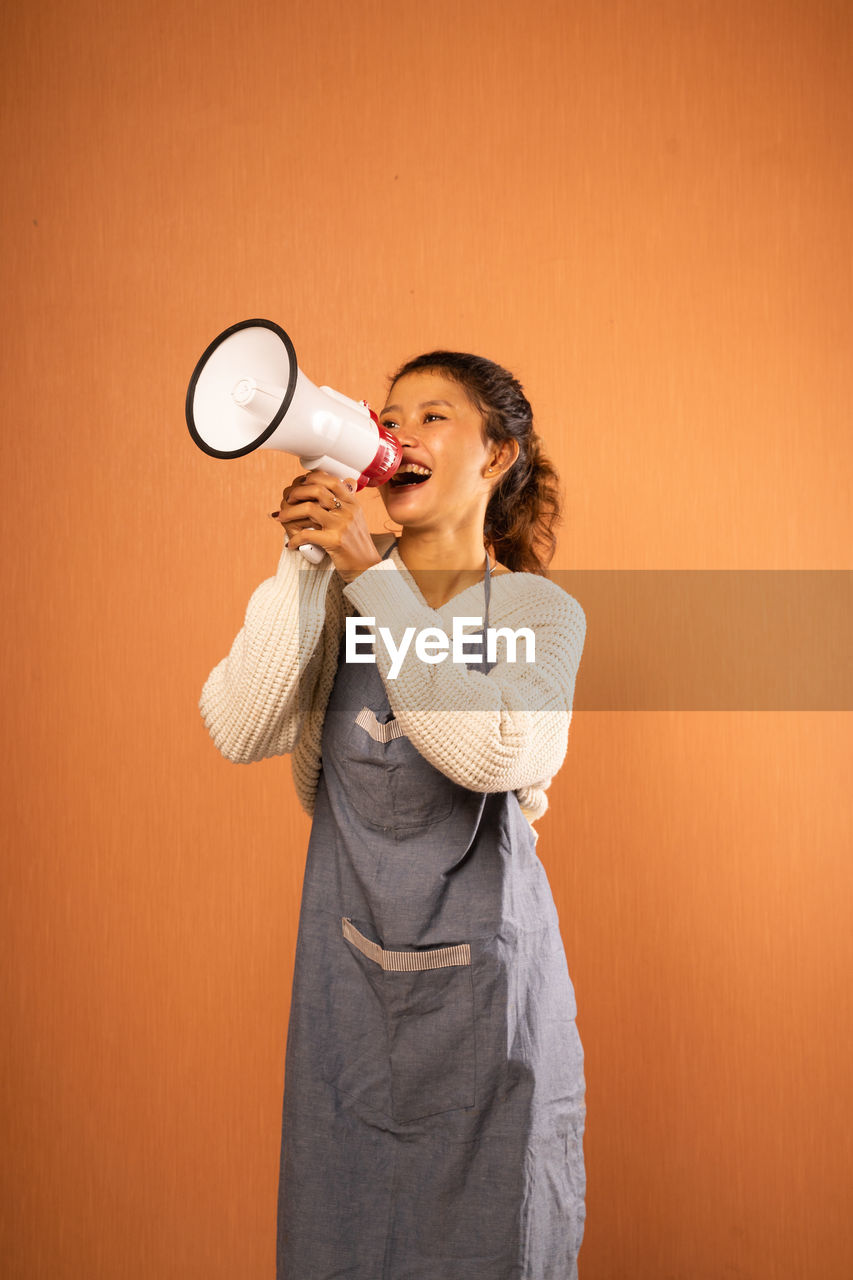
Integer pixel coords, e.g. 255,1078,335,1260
186,318,401,563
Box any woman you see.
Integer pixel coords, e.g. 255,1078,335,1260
200,350,588,1278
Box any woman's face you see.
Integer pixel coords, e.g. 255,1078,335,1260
378,370,497,531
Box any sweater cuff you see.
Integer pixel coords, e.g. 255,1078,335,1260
276,539,338,615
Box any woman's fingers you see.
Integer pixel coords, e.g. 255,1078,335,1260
283,472,355,511
271,470,378,579
274,472,357,540
287,525,334,551
285,485,339,513
280,500,336,534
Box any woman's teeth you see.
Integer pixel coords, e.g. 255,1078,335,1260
390,464,432,488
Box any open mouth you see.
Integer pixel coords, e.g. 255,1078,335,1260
388,464,432,489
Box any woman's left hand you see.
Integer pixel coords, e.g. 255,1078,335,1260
273,469,383,583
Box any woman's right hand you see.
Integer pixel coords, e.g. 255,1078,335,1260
272,470,383,583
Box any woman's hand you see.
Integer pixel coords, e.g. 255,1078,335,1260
272,470,383,583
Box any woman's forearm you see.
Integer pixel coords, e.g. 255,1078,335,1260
199,543,340,763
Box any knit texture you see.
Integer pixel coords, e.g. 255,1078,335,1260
199,536,586,823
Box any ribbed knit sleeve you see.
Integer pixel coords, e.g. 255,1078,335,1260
342,558,586,801
199,542,341,763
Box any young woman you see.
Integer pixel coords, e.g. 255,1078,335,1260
200,351,588,1279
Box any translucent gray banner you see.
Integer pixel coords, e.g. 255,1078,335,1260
553,570,852,711
298,569,852,711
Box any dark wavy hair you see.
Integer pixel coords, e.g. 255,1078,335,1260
388,351,562,575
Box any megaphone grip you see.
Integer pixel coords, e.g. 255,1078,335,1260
298,541,326,565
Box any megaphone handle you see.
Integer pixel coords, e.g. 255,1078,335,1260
298,539,326,565
293,457,359,563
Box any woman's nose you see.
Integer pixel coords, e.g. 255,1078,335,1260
393,420,420,447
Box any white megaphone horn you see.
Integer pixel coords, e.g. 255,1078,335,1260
186,318,402,563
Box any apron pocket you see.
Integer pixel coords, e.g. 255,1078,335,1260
386,965,477,1123
341,918,477,1124
342,717,456,832
320,927,392,1118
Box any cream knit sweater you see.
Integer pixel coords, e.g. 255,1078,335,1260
199,535,586,824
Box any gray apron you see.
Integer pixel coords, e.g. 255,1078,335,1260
277,543,586,1278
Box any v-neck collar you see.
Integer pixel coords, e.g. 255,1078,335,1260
383,538,492,614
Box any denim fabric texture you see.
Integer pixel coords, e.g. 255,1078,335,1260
276,544,586,1278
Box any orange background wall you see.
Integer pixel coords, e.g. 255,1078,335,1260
2,1,851,1276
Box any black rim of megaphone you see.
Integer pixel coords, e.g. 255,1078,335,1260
186,317,299,459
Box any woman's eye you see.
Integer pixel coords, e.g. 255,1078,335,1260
380,414,445,429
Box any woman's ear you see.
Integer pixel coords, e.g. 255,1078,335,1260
486,439,520,479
